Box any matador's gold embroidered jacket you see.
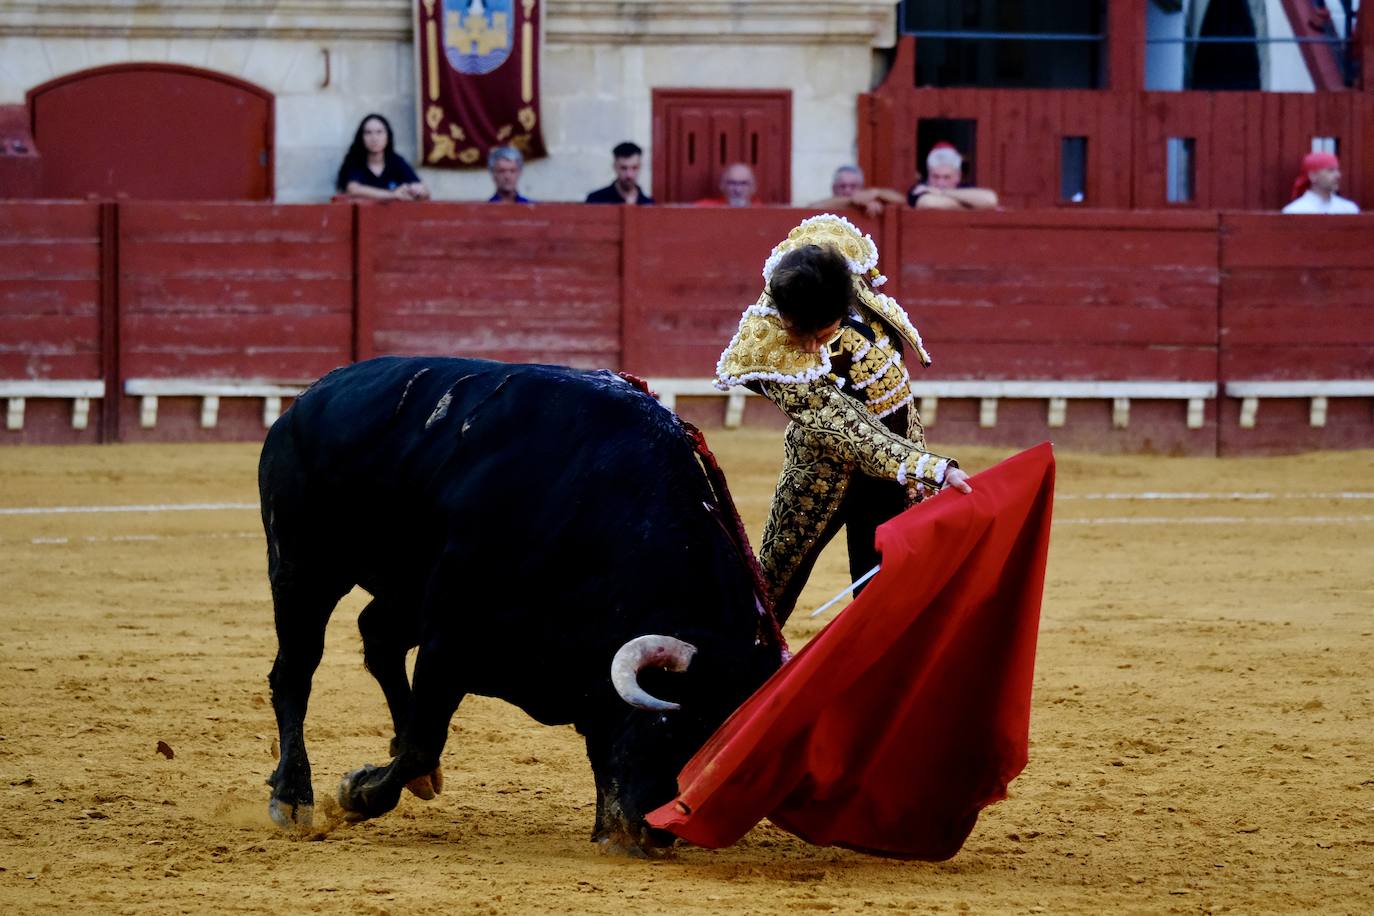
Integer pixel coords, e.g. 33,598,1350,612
715,295,956,494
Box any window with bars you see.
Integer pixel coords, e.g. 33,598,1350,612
899,0,1107,89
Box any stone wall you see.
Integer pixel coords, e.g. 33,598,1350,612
0,0,897,203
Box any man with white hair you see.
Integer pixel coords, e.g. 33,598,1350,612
908,143,998,211
487,146,532,204
808,164,906,217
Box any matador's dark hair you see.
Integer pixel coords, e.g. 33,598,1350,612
767,244,854,336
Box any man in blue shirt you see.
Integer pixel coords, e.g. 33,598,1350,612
488,146,532,203
585,141,655,205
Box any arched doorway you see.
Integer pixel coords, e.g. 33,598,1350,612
27,63,274,200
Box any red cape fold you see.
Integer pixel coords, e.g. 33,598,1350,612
647,442,1055,859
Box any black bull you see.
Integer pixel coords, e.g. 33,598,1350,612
260,356,783,849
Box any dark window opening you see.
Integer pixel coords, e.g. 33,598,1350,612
1190,0,1260,90
1061,137,1088,203
1166,137,1195,203
901,0,1106,89
916,118,978,186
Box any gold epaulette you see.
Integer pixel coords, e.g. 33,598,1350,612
714,297,830,389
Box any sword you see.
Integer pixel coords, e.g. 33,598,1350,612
808,564,880,618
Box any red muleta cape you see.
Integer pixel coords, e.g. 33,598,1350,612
647,442,1055,859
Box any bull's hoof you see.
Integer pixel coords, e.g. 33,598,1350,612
268,798,313,829
405,765,444,801
337,763,403,821
596,833,671,859
591,824,674,858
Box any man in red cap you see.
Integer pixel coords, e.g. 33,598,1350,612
1282,151,1359,214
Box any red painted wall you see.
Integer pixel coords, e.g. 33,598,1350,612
898,209,1222,454
358,203,622,369
620,207,866,376
1218,213,1374,454
0,202,103,444
1,202,1372,455
115,203,353,442
0,202,103,379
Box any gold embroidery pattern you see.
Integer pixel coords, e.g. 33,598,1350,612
766,218,879,279
758,378,949,490
754,373,955,622
721,214,953,623
833,316,915,418
758,424,853,617
754,214,931,367
427,134,458,163
715,300,827,388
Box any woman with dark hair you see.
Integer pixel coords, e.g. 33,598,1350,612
714,214,971,624
336,113,430,201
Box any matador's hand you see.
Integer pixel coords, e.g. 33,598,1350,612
943,467,972,494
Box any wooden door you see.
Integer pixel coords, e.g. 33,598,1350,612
28,63,273,201
652,89,791,203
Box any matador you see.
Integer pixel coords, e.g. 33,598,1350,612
714,214,969,624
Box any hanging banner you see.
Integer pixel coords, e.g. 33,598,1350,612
415,0,547,168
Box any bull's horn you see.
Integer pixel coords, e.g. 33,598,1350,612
610,635,698,711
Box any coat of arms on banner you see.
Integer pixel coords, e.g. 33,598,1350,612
417,0,547,167
443,0,515,75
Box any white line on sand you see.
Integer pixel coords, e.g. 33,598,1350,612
13,516,1374,547
3,493,1372,517
1055,515,1374,526
0,502,258,516
1058,492,1374,501
21,531,260,546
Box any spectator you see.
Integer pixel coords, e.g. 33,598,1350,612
585,141,654,205
696,162,757,207
1282,151,1359,214
908,143,998,211
488,146,532,203
336,114,430,201
808,165,905,217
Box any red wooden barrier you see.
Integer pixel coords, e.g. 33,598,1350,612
1218,212,1374,454
1,202,1372,454
903,209,1219,378
0,201,103,443
620,206,883,378
898,209,1221,455
0,202,103,379
358,203,623,368
116,202,354,442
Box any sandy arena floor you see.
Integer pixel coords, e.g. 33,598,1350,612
1,430,1371,914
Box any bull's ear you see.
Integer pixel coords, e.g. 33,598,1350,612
610,635,697,711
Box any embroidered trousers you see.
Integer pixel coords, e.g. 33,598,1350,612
759,422,910,625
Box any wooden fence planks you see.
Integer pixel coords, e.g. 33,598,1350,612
0,202,102,381
619,206,850,376
1,202,1372,453
361,203,622,367
900,209,1220,384
117,202,354,382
